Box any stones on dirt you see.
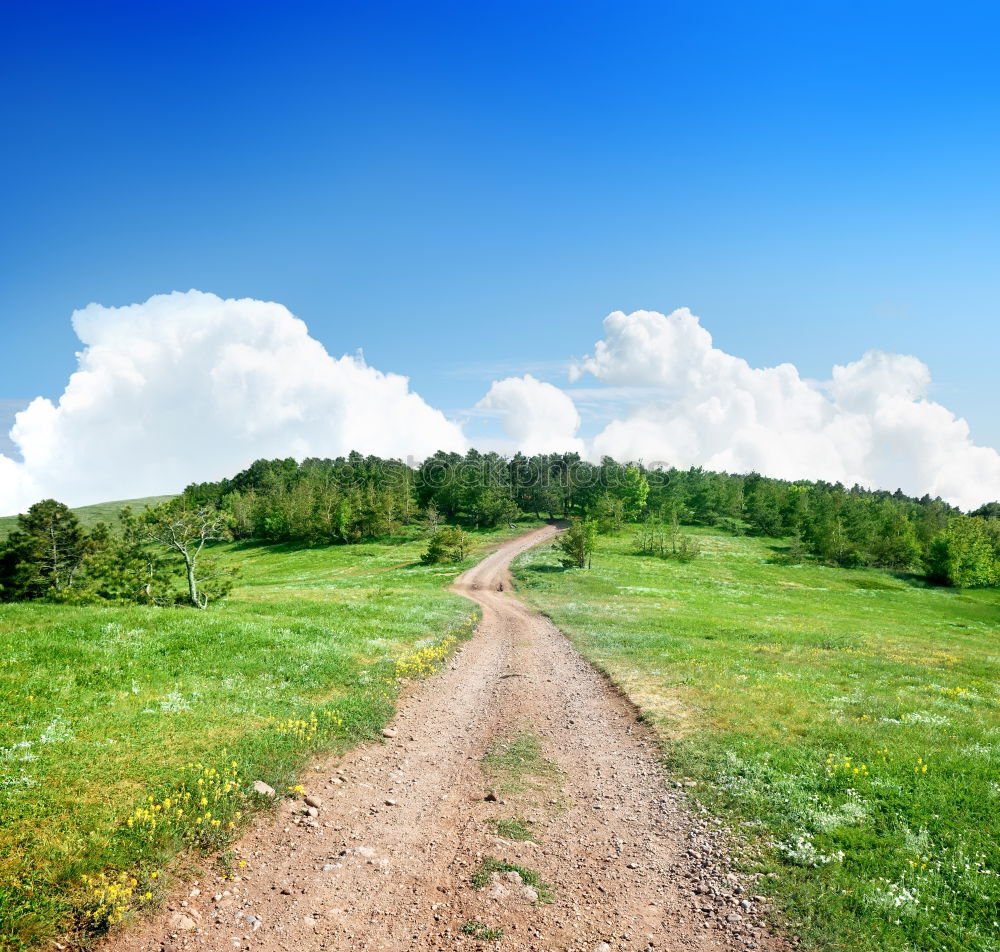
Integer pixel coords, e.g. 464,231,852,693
304,794,322,808
341,845,376,858
167,912,197,932
251,781,276,798
382,727,397,738
483,790,499,802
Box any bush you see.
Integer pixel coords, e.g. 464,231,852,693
421,527,470,564
555,518,597,569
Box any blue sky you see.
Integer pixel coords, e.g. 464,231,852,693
2,0,998,461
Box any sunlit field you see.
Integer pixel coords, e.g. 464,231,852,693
0,526,527,950
514,527,1000,952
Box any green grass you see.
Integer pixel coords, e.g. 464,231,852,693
470,857,553,902
0,495,176,539
513,527,1000,952
486,816,536,841
0,523,530,950
461,919,504,940
481,731,561,796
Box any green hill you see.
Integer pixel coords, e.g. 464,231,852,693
0,495,176,539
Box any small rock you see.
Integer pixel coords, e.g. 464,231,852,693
484,791,498,802
306,807,319,818
246,914,262,932
502,871,523,885
280,888,292,896
595,944,612,952
304,794,322,808
252,781,276,799
521,885,538,902
382,728,397,738
167,913,197,932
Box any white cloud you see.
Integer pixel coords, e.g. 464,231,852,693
571,308,1000,510
3,297,997,516
475,374,584,456
0,290,466,515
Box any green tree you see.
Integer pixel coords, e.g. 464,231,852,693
0,499,87,600
620,465,650,521
555,517,598,569
469,488,518,528
926,517,999,588
591,492,626,534
421,526,470,564
83,509,178,603
142,502,236,608
866,500,923,570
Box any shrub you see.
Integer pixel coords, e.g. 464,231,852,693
420,527,470,564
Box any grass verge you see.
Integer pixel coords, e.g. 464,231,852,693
513,526,1000,952
0,523,531,951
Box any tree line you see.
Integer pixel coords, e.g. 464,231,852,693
0,498,236,608
2,450,998,604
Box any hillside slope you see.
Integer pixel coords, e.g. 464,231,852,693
0,495,176,539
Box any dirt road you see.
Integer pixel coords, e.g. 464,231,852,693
109,527,788,952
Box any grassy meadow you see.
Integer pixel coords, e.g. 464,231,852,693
0,524,527,950
514,527,1000,952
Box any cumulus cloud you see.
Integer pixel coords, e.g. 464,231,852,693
475,374,584,456
570,308,1000,510
3,296,997,516
0,290,466,515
